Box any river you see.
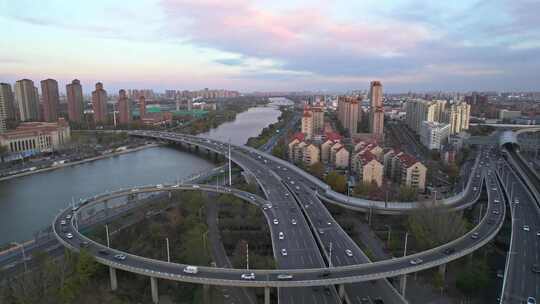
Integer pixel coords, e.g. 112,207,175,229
0,102,289,244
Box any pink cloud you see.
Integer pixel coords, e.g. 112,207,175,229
160,0,433,61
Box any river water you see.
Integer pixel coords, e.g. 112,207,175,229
0,102,288,244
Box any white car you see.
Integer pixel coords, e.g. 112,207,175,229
66,233,73,239
345,249,353,257
114,254,127,260
192,185,200,189
409,258,423,265
273,219,279,225
60,220,66,225
156,184,164,189
279,232,285,240
281,249,288,256
536,232,540,237
66,214,72,220
183,266,198,274
523,225,530,231
241,273,255,280
291,219,297,225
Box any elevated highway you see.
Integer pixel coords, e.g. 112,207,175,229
52,131,507,303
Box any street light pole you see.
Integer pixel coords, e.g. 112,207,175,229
386,225,392,248
228,139,232,186
105,224,110,247
401,232,409,297
165,237,170,263
246,243,249,270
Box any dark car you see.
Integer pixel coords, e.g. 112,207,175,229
373,298,385,304
443,248,455,255
319,270,330,278
532,264,540,273
98,249,109,255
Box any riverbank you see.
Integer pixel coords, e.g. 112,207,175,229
0,143,160,182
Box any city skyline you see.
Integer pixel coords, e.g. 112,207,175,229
1,0,539,93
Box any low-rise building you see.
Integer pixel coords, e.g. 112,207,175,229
330,142,344,165
303,144,320,166
356,151,383,187
334,147,350,169
395,153,426,191
0,118,71,161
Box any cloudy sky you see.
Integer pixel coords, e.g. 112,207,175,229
0,0,539,93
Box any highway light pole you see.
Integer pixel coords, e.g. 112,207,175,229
165,237,170,263
246,243,249,270
105,224,110,247
11,242,27,272
401,232,409,297
228,139,232,186
385,225,392,248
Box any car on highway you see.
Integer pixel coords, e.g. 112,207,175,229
281,249,288,256
527,297,536,304
131,188,139,192
273,219,279,225
98,249,109,255
66,214,72,219
241,273,255,280
409,258,423,265
156,184,164,189
65,233,73,239
277,274,293,280
537,231,540,237
345,249,353,257
291,218,297,225
318,229,324,235
183,266,198,274
114,254,127,260
531,264,540,273
471,232,479,239
492,210,499,215
523,225,530,231
443,248,455,255
279,232,285,240
191,185,200,189
60,220,66,225
79,241,89,248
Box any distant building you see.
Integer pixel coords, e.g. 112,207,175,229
139,96,146,119
288,133,305,162
420,121,450,150
337,96,360,136
40,79,60,122
369,81,384,140
301,108,313,139
14,79,40,121
405,99,446,133
444,102,470,134
0,118,70,160
0,83,16,121
311,106,324,133
391,152,426,191
92,82,108,124
498,109,521,121
66,79,84,123
117,89,132,125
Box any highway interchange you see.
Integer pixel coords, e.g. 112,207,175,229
47,130,523,304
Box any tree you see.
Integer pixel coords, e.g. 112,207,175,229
308,162,325,179
398,186,418,202
325,171,347,193
407,202,468,250
446,164,460,185
456,258,489,295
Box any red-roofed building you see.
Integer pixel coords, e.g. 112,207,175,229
391,152,427,191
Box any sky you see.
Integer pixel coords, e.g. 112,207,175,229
0,0,539,93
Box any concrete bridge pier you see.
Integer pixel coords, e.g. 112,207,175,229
438,263,447,279
338,284,346,302
400,274,407,298
264,287,270,304
150,276,159,304
203,284,210,304
109,267,117,291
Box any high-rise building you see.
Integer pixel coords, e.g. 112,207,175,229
0,83,16,121
337,96,359,136
66,79,84,123
40,79,60,122
14,79,40,121
405,99,446,133
444,102,470,134
369,81,384,140
117,89,132,125
139,96,146,119
301,107,313,139
311,106,324,133
0,91,7,132
420,121,450,150
92,82,108,124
